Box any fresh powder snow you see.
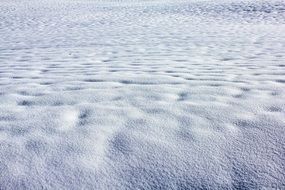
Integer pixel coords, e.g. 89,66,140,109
0,0,285,189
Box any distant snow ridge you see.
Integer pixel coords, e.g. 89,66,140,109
0,0,285,189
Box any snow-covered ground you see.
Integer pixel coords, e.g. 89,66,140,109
0,0,285,189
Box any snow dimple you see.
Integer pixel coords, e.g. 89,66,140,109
0,0,285,189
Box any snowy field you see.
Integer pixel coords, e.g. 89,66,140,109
0,0,285,189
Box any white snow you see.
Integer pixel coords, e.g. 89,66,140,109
0,0,285,189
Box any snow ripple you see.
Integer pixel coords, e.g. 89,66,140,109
0,0,284,189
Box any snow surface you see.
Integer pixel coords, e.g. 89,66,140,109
0,0,285,189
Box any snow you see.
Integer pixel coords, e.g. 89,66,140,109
0,0,285,189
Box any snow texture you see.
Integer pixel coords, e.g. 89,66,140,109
0,0,285,189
